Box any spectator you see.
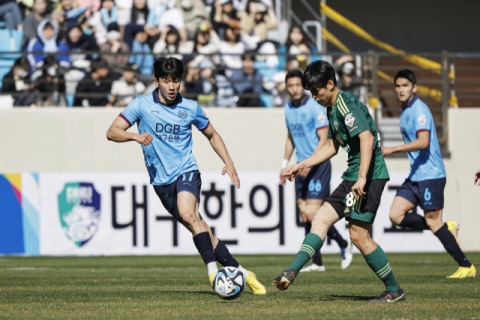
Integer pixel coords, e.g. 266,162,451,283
272,71,288,107
334,55,364,99
198,58,236,108
22,0,51,48
219,25,244,72
92,0,118,44
211,0,239,40
66,23,99,63
74,59,116,107
230,54,263,107
175,0,207,39
51,0,89,41
0,0,23,31
152,25,182,59
145,0,187,42
99,22,130,67
178,22,220,54
128,28,154,76
0,57,39,107
107,63,145,106
130,0,148,24
238,0,277,46
254,41,278,81
26,19,70,69
31,56,68,106
181,56,202,99
278,25,322,69
115,0,133,29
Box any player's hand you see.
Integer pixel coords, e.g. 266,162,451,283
475,170,480,186
284,163,303,181
382,146,394,157
279,169,287,186
351,177,367,200
223,162,240,189
134,133,153,146
298,167,311,177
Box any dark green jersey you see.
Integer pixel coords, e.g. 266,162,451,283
327,90,389,181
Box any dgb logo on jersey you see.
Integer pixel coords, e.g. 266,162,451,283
178,109,188,119
57,182,101,247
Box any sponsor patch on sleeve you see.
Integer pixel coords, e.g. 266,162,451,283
317,111,326,122
344,113,355,127
418,114,426,125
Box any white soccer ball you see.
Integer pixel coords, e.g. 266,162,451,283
212,267,246,300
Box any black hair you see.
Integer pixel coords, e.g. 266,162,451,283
165,25,181,51
285,25,306,49
14,56,31,70
285,69,303,83
131,0,148,24
107,22,119,32
302,60,336,90
154,57,184,81
91,59,109,71
394,69,417,85
241,53,255,61
43,22,54,30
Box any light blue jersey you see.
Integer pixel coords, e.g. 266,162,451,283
400,95,446,181
285,96,329,162
120,90,210,186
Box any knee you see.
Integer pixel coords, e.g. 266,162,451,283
389,211,404,226
349,230,369,252
181,213,200,227
425,216,442,230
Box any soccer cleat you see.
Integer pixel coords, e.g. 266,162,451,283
368,286,406,303
447,221,460,245
341,240,353,270
209,272,216,287
299,263,325,272
272,269,297,291
446,264,476,278
245,270,267,294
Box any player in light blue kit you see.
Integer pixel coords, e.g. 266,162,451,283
280,69,353,272
382,69,476,278
106,57,267,293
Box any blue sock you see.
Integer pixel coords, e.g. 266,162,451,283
214,240,240,268
399,213,429,230
327,226,348,249
434,224,471,267
193,232,216,265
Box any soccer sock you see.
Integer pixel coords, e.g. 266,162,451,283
434,223,472,267
363,246,399,293
287,233,323,274
399,213,429,230
193,232,218,276
305,221,312,235
327,226,348,249
213,239,249,275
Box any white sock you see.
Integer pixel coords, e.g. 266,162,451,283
237,265,249,277
207,262,218,276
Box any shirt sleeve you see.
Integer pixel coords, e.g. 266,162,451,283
344,100,370,138
193,104,210,131
119,98,141,126
415,104,432,133
314,105,329,130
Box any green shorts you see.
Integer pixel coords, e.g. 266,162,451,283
325,179,388,224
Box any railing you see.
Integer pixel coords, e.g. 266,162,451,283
1,51,480,152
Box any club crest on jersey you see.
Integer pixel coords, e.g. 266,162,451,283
317,112,325,122
178,109,188,119
418,114,426,125
345,113,355,127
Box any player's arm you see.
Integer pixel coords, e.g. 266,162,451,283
106,117,153,146
280,130,295,185
382,131,429,156
475,170,480,186
284,138,339,181
351,130,375,200
201,122,240,188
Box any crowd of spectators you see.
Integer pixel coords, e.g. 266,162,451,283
0,0,363,107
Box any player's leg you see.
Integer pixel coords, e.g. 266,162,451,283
424,209,476,278
273,202,340,290
348,220,405,302
390,180,429,230
300,199,325,272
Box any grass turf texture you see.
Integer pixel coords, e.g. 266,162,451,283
0,253,479,319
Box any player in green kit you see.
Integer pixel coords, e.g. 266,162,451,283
273,61,405,303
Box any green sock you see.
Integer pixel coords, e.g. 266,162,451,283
287,233,324,274
363,245,399,293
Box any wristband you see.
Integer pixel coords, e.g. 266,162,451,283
282,159,289,169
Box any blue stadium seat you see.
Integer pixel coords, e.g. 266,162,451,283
0,29,23,89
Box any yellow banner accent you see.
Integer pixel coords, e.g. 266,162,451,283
322,28,351,54
320,2,441,73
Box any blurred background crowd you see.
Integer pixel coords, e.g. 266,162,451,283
0,0,363,107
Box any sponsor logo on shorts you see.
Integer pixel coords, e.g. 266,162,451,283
418,114,426,125
345,113,355,127
58,182,101,247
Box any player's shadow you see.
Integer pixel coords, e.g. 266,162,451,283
160,290,217,296
317,295,372,301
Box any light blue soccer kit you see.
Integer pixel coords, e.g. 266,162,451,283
120,89,209,221
284,96,331,200
396,95,447,210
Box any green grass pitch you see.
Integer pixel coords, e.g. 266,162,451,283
0,253,479,319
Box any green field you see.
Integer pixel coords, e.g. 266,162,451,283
0,253,479,319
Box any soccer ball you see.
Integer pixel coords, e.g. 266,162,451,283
212,267,246,300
